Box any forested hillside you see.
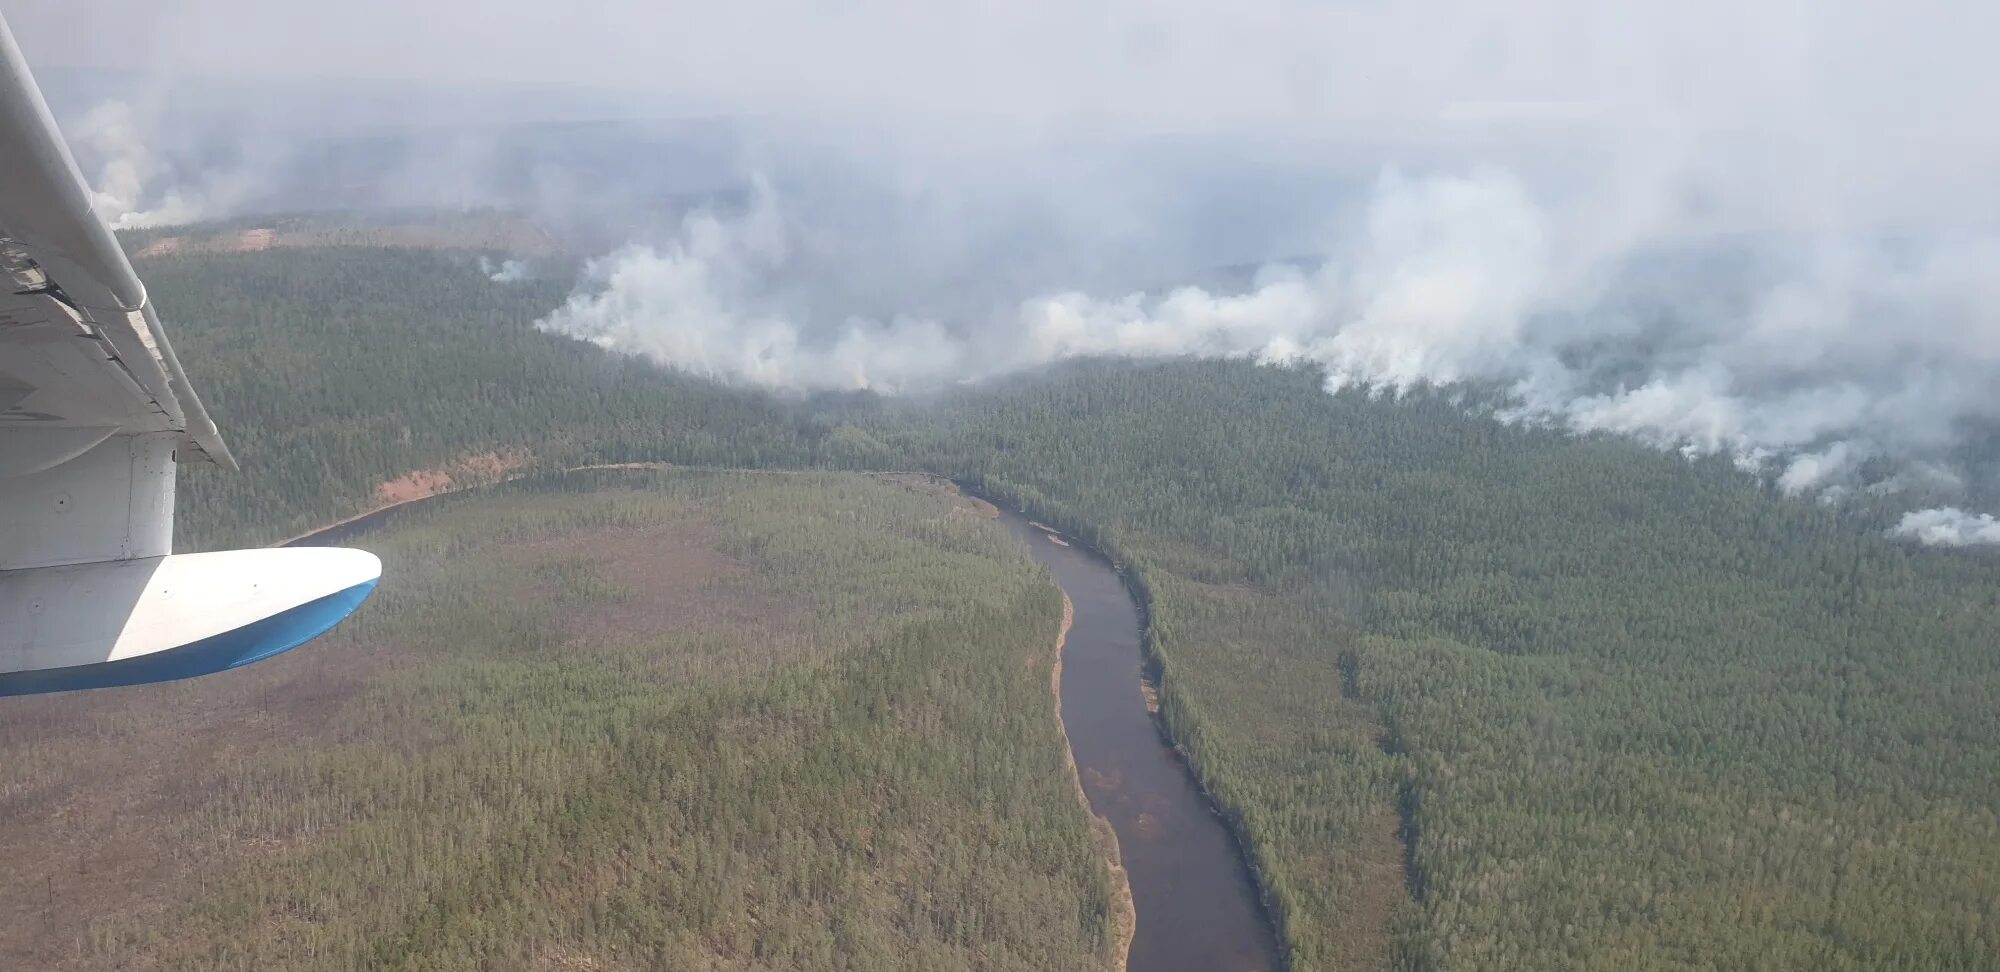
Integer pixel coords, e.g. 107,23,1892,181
0,471,1121,971
115,239,2000,970
888,359,2000,971
142,248,832,549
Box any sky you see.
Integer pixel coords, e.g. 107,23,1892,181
13,0,1999,232
4,1,1991,146
9,1,2000,541
13,1,1999,234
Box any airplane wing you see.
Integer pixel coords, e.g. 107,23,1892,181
0,15,379,696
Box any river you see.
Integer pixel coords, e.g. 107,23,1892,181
287,473,1286,969
996,509,1285,972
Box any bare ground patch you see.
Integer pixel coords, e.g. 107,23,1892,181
275,451,533,547
133,235,182,258
504,521,804,650
126,213,563,260
235,227,276,251
373,451,528,505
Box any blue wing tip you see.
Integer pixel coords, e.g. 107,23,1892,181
0,577,380,698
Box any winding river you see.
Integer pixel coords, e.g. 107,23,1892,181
289,473,1286,969
995,509,1284,972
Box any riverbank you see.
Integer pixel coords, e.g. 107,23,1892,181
1001,507,1285,971
970,480,1295,970
278,462,896,547
1052,591,1138,971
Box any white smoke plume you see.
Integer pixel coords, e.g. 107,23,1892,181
536,171,2000,546
71,98,278,230
1893,509,2000,548
75,100,203,229
538,189,976,394
482,258,530,283
29,1,1995,545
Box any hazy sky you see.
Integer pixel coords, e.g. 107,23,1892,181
6,1,1992,146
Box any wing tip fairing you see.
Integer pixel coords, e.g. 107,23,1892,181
0,548,383,697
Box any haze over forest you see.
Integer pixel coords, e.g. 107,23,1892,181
23,0,2000,545
6,4,2000,967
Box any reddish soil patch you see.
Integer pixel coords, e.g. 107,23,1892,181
280,451,532,545
129,215,564,260
233,227,276,252
134,236,183,258
373,451,527,505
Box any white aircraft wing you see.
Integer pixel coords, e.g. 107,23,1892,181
0,15,379,696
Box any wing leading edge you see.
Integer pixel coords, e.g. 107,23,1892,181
0,14,379,696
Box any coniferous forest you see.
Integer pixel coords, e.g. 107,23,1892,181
1,471,1121,970
5,240,1997,970
896,361,2000,971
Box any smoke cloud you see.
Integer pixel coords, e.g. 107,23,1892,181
536,168,2000,546
1894,509,2000,548
537,187,975,393
20,1,2000,545
69,98,288,229
482,258,530,283
76,100,200,228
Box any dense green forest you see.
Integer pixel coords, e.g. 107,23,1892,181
0,471,1121,971
145,248,832,550
894,360,2000,971
96,240,2000,969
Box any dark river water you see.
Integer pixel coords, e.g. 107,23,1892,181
281,502,414,547
996,510,1285,972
